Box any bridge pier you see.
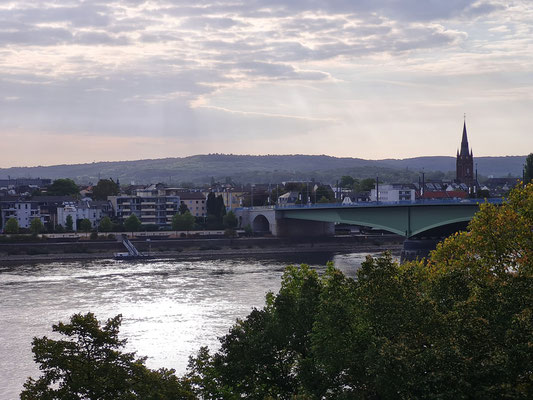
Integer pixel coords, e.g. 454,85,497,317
274,217,334,237
400,238,440,263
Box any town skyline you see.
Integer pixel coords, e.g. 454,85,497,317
1,1,532,167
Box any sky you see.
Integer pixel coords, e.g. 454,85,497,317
1,0,532,167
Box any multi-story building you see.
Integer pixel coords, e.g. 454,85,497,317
177,192,207,217
56,199,113,230
109,188,180,227
0,200,43,230
370,184,416,202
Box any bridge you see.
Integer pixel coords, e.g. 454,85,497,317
237,199,502,238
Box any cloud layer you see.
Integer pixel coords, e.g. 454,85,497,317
0,0,532,166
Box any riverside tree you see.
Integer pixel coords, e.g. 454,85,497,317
4,217,19,234
124,214,142,232
29,218,44,235
172,211,195,231
98,216,113,232
20,313,194,400
78,218,92,233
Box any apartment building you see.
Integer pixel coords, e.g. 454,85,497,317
109,188,180,227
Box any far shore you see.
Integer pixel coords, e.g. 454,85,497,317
0,235,403,264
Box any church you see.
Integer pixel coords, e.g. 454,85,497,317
456,120,475,188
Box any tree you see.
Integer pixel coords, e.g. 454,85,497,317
92,178,119,200
124,214,142,232
354,177,375,192
222,210,237,228
79,218,92,233
178,202,189,215
65,215,74,232
340,175,355,189
172,211,195,231
206,193,217,216
4,217,19,234
46,178,79,197
98,216,113,232
524,153,533,183
187,183,533,398
21,313,194,400
29,218,44,235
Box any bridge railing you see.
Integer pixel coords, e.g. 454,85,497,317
271,198,503,210
234,198,504,212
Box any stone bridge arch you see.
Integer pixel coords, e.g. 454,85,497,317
252,214,271,233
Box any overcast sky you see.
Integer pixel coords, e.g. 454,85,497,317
1,0,532,167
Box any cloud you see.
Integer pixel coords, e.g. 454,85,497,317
0,0,531,165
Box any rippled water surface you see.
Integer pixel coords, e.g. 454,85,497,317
0,252,379,399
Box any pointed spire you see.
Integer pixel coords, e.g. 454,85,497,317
460,118,470,157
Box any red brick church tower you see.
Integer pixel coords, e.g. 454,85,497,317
456,119,474,187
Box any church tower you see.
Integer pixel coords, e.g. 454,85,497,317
456,119,474,187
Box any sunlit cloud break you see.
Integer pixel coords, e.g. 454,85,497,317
0,0,532,167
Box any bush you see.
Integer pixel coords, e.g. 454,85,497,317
90,231,99,240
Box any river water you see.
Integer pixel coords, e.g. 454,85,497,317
0,252,382,399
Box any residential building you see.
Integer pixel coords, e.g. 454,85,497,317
370,184,416,202
0,200,43,230
177,192,206,217
109,188,180,227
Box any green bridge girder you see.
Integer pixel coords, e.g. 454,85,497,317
278,203,481,238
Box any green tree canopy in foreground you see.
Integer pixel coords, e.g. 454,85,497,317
21,313,194,400
187,183,533,399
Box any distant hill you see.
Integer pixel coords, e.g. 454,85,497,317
0,154,526,185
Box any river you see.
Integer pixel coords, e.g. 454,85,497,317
0,251,383,399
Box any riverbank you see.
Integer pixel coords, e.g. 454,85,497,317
0,235,403,264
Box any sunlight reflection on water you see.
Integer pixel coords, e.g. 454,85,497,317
0,252,386,398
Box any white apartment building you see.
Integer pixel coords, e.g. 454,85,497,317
370,184,416,202
0,201,43,230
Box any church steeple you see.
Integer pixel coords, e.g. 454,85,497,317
456,116,474,187
460,120,470,157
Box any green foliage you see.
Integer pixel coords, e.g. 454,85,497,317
5,217,19,234
21,313,194,400
340,175,355,188
65,215,74,232
29,218,44,235
524,153,533,183
46,178,79,196
178,202,189,215
222,211,237,228
354,177,375,192
78,218,92,232
172,211,195,231
98,216,113,232
124,214,142,232
187,183,533,399
92,178,119,200
90,231,99,240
